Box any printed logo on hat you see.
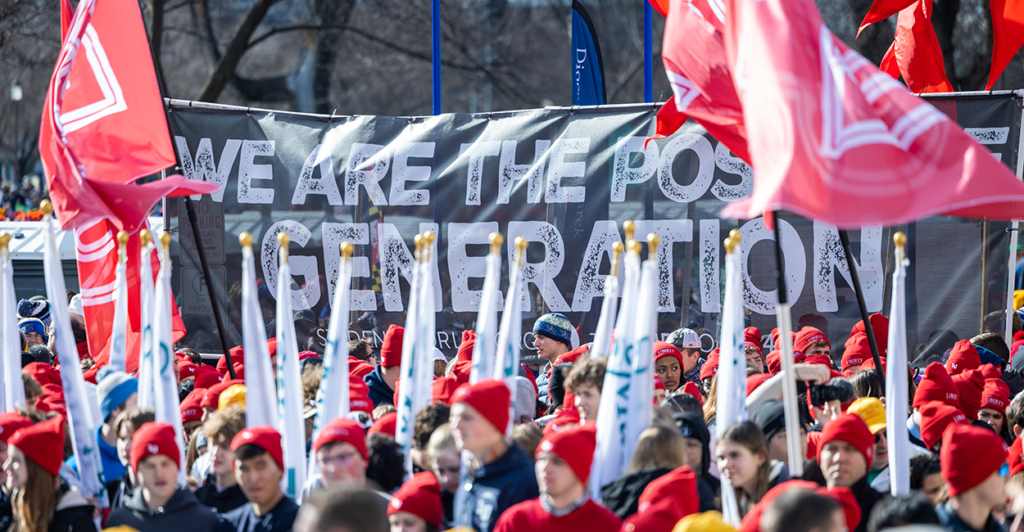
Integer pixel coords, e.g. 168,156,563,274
986,398,1006,408
327,428,349,437
947,392,959,401
540,440,553,452
391,499,402,509
848,357,864,366
242,430,252,439
953,413,966,423
952,362,959,369
147,444,158,453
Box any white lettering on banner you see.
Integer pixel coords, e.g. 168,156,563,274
292,144,343,206
322,223,375,311
572,221,623,312
739,218,807,315
507,221,570,312
699,220,721,313
237,140,275,204
377,223,442,312
390,142,435,206
461,142,501,206
813,223,883,313
173,137,240,202
344,143,389,205
633,219,692,312
658,133,715,203
545,138,589,203
610,136,659,202
712,142,754,201
498,140,550,204
260,221,320,310
448,222,504,312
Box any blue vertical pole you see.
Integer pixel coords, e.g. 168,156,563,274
644,1,653,103
432,0,441,115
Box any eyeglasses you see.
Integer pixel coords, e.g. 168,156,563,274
318,451,360,468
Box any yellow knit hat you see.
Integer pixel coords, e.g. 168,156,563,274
218,384,246,410
673,511,737,532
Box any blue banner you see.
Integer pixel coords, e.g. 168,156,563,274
571,0,606,106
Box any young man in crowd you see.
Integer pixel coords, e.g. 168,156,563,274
847,397,891,492
936,423,1008,532
18,318,46,349
68,368,137,482
193,405,248,513
294,488,388,532
494,425,621,531
106,422,219,531
532,313,575,402
565,356,606,422
813,413,883,532
910,362,961,448
303,417,389,503
795,327,831,358
666,328,705,386
364,325,403,407
221,426,299,532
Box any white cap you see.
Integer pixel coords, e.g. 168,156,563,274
669,328,701,349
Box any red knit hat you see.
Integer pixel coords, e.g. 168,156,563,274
380,325,405,368
803,354,833,369
913,362,959,408
450,360,472,387
654,376,666,392
231,426,284,470
216,339,279,375
681,382,704,406
941,423,1008,496
456,330,476,363
860,356,886,373
368,412,397,438
946,340,981,375
193,367,224,390
201,379,244,409
180,390,203,424
178,360,199,379
349,373,370,395
622,466,700,532
700,349,720,381
1009,437,1024,476
980,363,1003,380
9,416,64,476
388,471,443,528
919,401,968,451
765,350,782,375
746,373,772,396
22,362,60,387
981,379,1011,416
431,376,460,405
851,313,889,355
739,480,821,532
806,432,822,460
817,487,862,532
841,334,871,372
130,421,180,471
0,413,32,444
314,417,368,461
952,369,985,419
554,345,589,368
794,327,829,355
349,391,374,415
349,358,375,379
542,409,580,436
653,341,682,364
451,378,510,434
817,413,873,464
536,424,596,483
744,327,762,353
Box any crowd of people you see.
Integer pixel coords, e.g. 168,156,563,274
4,289,1024,532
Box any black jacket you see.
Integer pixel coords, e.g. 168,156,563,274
194,475,249,514
0,490,12,532
364,366,395,407
454,442,539,532
937,500,1006,532
801,462,883,532
106,485,219,532
48,482,96,532
218,496,299,532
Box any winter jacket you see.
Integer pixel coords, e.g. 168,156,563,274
48,482,96,532
218,496,300,532
454,442,539,532
848,474,885,532
104,472,133,510
599,467,715,518
0,490,12,532
937,500,1006,532
65,427,125,483
106,485,219,532
194,475,248,513
364,366,395,407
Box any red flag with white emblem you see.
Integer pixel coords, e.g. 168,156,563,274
718,0,1024,227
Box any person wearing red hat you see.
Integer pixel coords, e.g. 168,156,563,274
919,401,969,452
200,378,244,422
365,325,404,407
744,327,764,368
795,327,831,359
700,349,720,394
494,425,620,532
179,389,204,442
947,340,982,376
653,376,667,405
841,334,871,376
306,417,381,502
388,471,444,532
852,313,889,355
953,369,986,419
653,341,685,393
909,362,961,449
107,422,219,532
222,426,299,532
814,413,882,532
452,379,538,532
979,379,1013,444
369,411,397,438
618,466,700,531
2,416,96,532
193,406,248,513
936,423,1009,532
0,412,31,526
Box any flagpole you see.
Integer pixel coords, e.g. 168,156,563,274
838,230,885,381
431,0,441,115
886,232,910,495
771,212,803,477
183,197,236,377
644,0,653,103
1006,102,1024,348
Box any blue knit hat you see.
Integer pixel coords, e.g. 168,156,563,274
17,299,50,328
533,313,573,348
975,344,1005,368
96,367,138,421
18,318,47,344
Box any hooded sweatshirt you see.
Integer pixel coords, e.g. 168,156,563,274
193,474,248,513
364,366,396,407
454,442,539,532
106,485,219,532
48,481,97,532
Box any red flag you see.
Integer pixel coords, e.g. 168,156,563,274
653,0,749,163
60,0,73,41
649,0,670,16
987,0,1024,89
879,0,954,94
857,0,915,36
720,0,1024,227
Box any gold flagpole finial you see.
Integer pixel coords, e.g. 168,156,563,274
239,232,253,249
647,233,660,260
623,220,634,246
489,232,504,255
610,241,624,277
514,237,528,270
0,233,10,252
340,241,354,263
140,229,152,248
117,231,129,249
894,231,906,250
277,232,290,260
159,231,171,250
40,200,52,217
423,231,436,262
414,234,424,263
628,240,642,255
729,229,741,243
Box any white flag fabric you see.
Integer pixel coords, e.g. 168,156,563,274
136,240,156,409
0,243,24,411
42,213,107,508
241,243,277,427
589,273,619,359
590,245,641,500
717,240,748,526
151,238,188,485
469,251,501,384
493,250,524,436
624,255,657,462
307,249,353,479
886,241,910,496
396,248,435,479
107,240,129,373
275,248,307,498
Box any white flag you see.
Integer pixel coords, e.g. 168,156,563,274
470,249,501,384
590,243,641,500
137,238,156,409
717,236,748,526
886,234,910,496
107,235,129,373
151,235,188,485
307,244,353,480
589,272,620,359
41,209,107,508
623,252,657,470
275,242,307,498
240,237,277,427
493,241,525,436
0,237,24,411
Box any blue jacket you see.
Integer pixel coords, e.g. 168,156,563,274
454,442,539,532
936,500,1005,532
364,365,395,407
65,427,125,483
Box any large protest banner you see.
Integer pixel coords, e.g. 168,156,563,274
164,95,1020,363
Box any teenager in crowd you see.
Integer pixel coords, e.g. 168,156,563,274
0,413,32,531
936,424,1008,532
978,379,1012,445
365,325,403,407
910,455,946,506
750,400,807,474
654,342,686,394
847,398,890,492
221,426,299,532
565,356,605,422
107,407,155,509
716,421,778,518
386,472,443,532
193,405,248,513
425,424,459,524
66,368,136,482
305,417,389,503
666,329,705,386
813,413,882,532
452,379,538,532
494,425,621,531
106,422,219,532
532,314,575,402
